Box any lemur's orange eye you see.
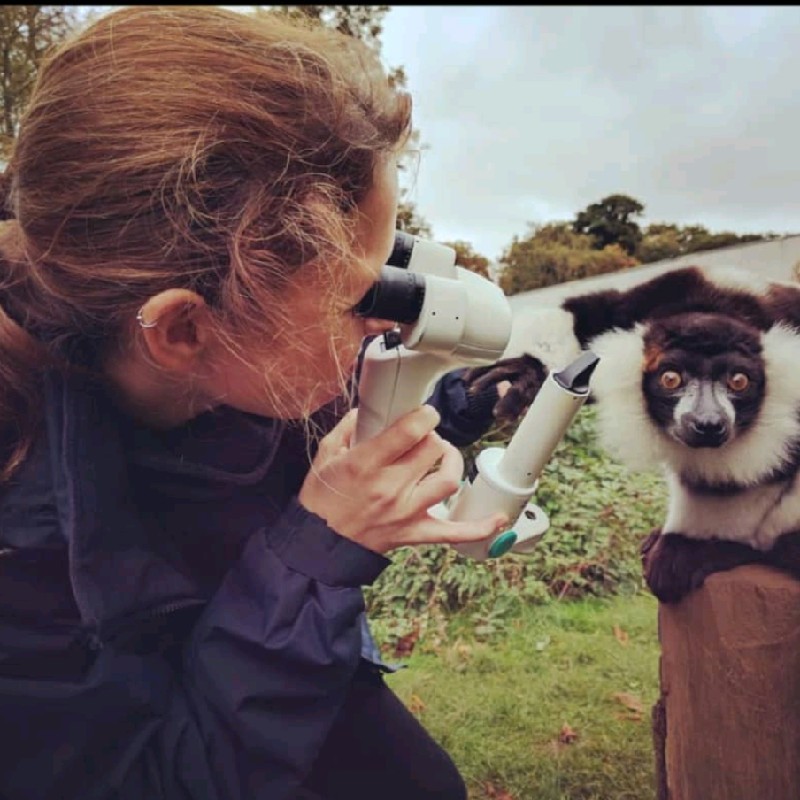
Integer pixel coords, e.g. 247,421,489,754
728,373,750,392
659,370,682,390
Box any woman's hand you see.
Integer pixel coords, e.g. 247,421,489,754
298,405,509,554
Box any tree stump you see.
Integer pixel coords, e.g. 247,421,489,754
653,564,800,800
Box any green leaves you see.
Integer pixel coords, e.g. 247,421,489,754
497,223,639,295
0,5,76,156
572,194,645,256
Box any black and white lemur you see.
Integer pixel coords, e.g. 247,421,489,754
465,265,800,603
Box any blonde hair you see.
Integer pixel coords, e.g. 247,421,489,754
0,5,411,480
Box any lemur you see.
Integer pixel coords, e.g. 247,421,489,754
465,265,800,603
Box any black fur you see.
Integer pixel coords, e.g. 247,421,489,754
562,267,774,347
463,353,547,422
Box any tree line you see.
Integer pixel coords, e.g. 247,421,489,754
495,192,784,295
0,7,787,294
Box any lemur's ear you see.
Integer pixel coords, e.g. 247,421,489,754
562,289,625,346
765,282,800,331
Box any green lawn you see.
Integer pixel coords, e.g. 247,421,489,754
386,593,661,800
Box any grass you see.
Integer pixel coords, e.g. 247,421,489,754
385,593,661,800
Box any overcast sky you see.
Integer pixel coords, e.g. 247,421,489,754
377,5,800,260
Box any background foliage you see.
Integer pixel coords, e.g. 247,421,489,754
0,5,75,158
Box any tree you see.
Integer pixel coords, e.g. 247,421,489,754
637,223,772,264
572,193,644,256
443,240,490,279
259,6,407,90
395,198,433,238
498,221,638,295
266,6,387,49
0,5,75,158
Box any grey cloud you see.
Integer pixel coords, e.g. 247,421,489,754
383,6,800,259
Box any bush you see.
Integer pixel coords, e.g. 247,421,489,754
499,237,639,295
365,407,668,651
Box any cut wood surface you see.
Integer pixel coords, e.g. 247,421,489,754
654,564,800,800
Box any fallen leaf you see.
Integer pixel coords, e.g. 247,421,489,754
392,623,420,659
612,692,644,714
534,634,551,652
407,693,426,715
455,642,472,657
615,711,644,722
613,625,629,645
558,722,579,744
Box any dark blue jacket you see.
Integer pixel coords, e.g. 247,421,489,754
0,363,497,799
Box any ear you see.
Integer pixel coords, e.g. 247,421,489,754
137,289,213,373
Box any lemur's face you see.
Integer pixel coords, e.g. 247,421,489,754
641,313,766,449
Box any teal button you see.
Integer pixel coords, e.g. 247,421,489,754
488,530,518,558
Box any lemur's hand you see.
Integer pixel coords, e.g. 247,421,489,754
641,531,762,604
462,354,548,424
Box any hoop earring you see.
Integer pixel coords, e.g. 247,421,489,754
136,308,159,329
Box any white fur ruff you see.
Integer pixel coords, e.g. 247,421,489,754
511,297,800,548
505,308,583,371
663,471,800,549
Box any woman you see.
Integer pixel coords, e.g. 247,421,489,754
0,7,510,799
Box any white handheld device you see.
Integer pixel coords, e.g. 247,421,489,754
447,351,599,559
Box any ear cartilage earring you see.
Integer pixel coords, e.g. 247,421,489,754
136,308,159,329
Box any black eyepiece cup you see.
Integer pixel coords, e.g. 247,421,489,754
352,265,425,324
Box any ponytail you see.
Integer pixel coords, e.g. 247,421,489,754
0,221,51,483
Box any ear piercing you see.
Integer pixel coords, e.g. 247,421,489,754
136,308,159,329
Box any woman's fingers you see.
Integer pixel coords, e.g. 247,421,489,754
398,513,510,548
352,405,441,469
302,402,511,554
389,430,450,483
409,438,463,510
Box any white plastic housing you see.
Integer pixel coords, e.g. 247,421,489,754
401,268,511,363
448,371,592,560
498,372,589,488
353,341,453,445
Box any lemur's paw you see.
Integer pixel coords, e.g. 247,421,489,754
641,533,710,604
463,355,547,423
642,533,762,604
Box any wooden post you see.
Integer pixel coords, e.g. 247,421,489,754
653,564,800,800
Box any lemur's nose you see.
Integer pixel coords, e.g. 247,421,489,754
691,418,726,436
688,417,729,447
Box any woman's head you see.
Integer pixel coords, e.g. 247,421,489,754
0,5,411,456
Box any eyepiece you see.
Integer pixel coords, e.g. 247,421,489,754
387,230,416,269
352,265,426,324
